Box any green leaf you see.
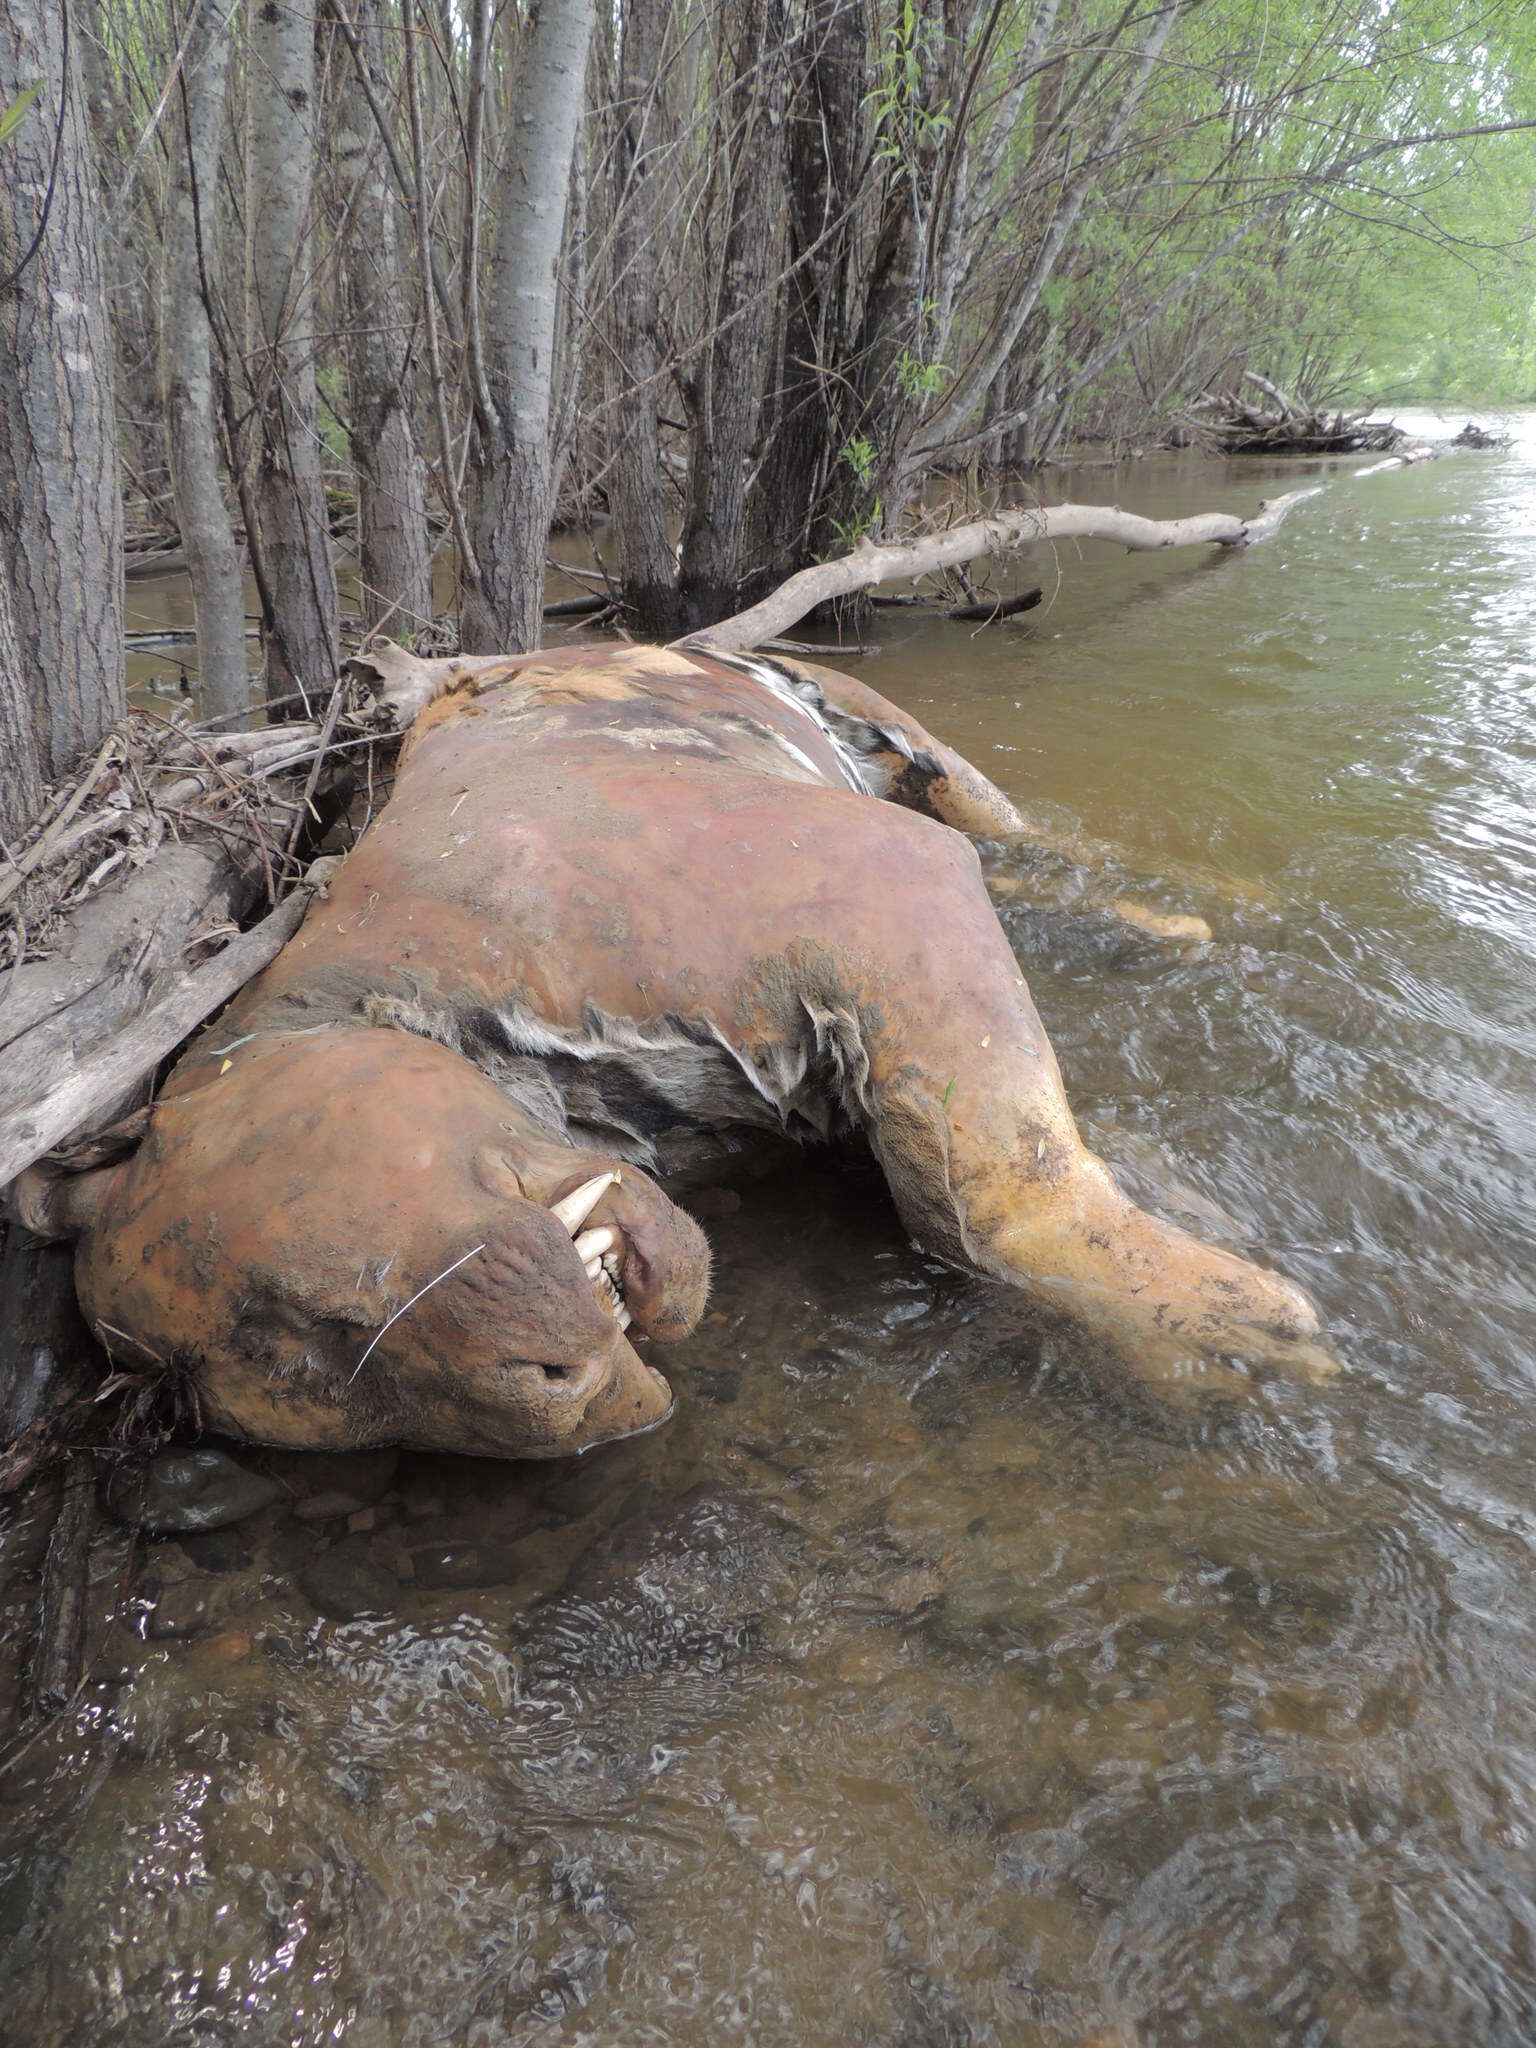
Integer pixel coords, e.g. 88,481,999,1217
0,82,41,149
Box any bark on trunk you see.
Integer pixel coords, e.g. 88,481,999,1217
745,0,866,579
0,0,124,816
0,558,42,841
459,0,596,654
160,0,247,723
600,0,676,636
674,0,790,628
75,0,166,502
245,0,340,703
335,0,431,632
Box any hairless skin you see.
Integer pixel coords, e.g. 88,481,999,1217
18,644,1334,1459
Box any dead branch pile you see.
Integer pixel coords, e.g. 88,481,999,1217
0,668,409,1208
1185,372,1403,456
0,680,392,977
1450,421,1509,450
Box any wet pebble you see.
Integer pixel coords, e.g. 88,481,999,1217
298,1538,401,1621
202,1630,252,1664
106,1448,281,1535
144,1579,218,1640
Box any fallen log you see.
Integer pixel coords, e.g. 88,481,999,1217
680,490,1322,653
0,857,340,1190
1354,444,1443,477
1,842,261,1130
947,586,1044,623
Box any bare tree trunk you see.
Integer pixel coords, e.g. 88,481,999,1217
161,0,247,723
459,0,596,654
245,0,340,703
744,0,865,578
674,0,790,629
0,0,124,821
334,0,430,633
0,557,40,842
600,0,677,637
74,0,166,503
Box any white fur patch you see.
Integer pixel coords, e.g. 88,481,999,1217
702,651,876,795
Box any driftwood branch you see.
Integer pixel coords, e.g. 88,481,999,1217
948,586,1044,623
30,1451,95,1716
680,492,1323,653
0,859,339,1188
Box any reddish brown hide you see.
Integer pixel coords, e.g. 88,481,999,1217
24,644,1334,1460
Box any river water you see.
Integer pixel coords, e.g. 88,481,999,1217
3,411,1535,2044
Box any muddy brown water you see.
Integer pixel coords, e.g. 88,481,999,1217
5,411,1536,2043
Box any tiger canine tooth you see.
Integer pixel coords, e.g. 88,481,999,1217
574,1225,619,1262
551,1172,618,1234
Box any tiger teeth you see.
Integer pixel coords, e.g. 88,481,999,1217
551,1171,618,1234
592,1264,631,1331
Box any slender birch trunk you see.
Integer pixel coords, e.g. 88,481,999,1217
245,0,340,703
0,0,123,828
160,0,247,722
601,0,676,635
75,0,166,501
459,0,596,654
334,0,430,632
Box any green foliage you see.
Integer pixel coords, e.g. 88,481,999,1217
897,347,950,401
0,82,40,148
828,500,882,552
841,433,877,489
831,436,885,549
866,0,951,186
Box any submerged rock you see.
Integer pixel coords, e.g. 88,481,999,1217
299,1538,401,1621
410,1540,533,1591
270,1448,401,1521
106,1447,282,1535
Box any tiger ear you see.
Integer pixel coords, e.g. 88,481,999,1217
7,1160,121,1242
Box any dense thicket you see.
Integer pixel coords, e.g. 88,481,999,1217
2,0,1535,823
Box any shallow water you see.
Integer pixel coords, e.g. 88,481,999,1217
5,410,1536,2044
